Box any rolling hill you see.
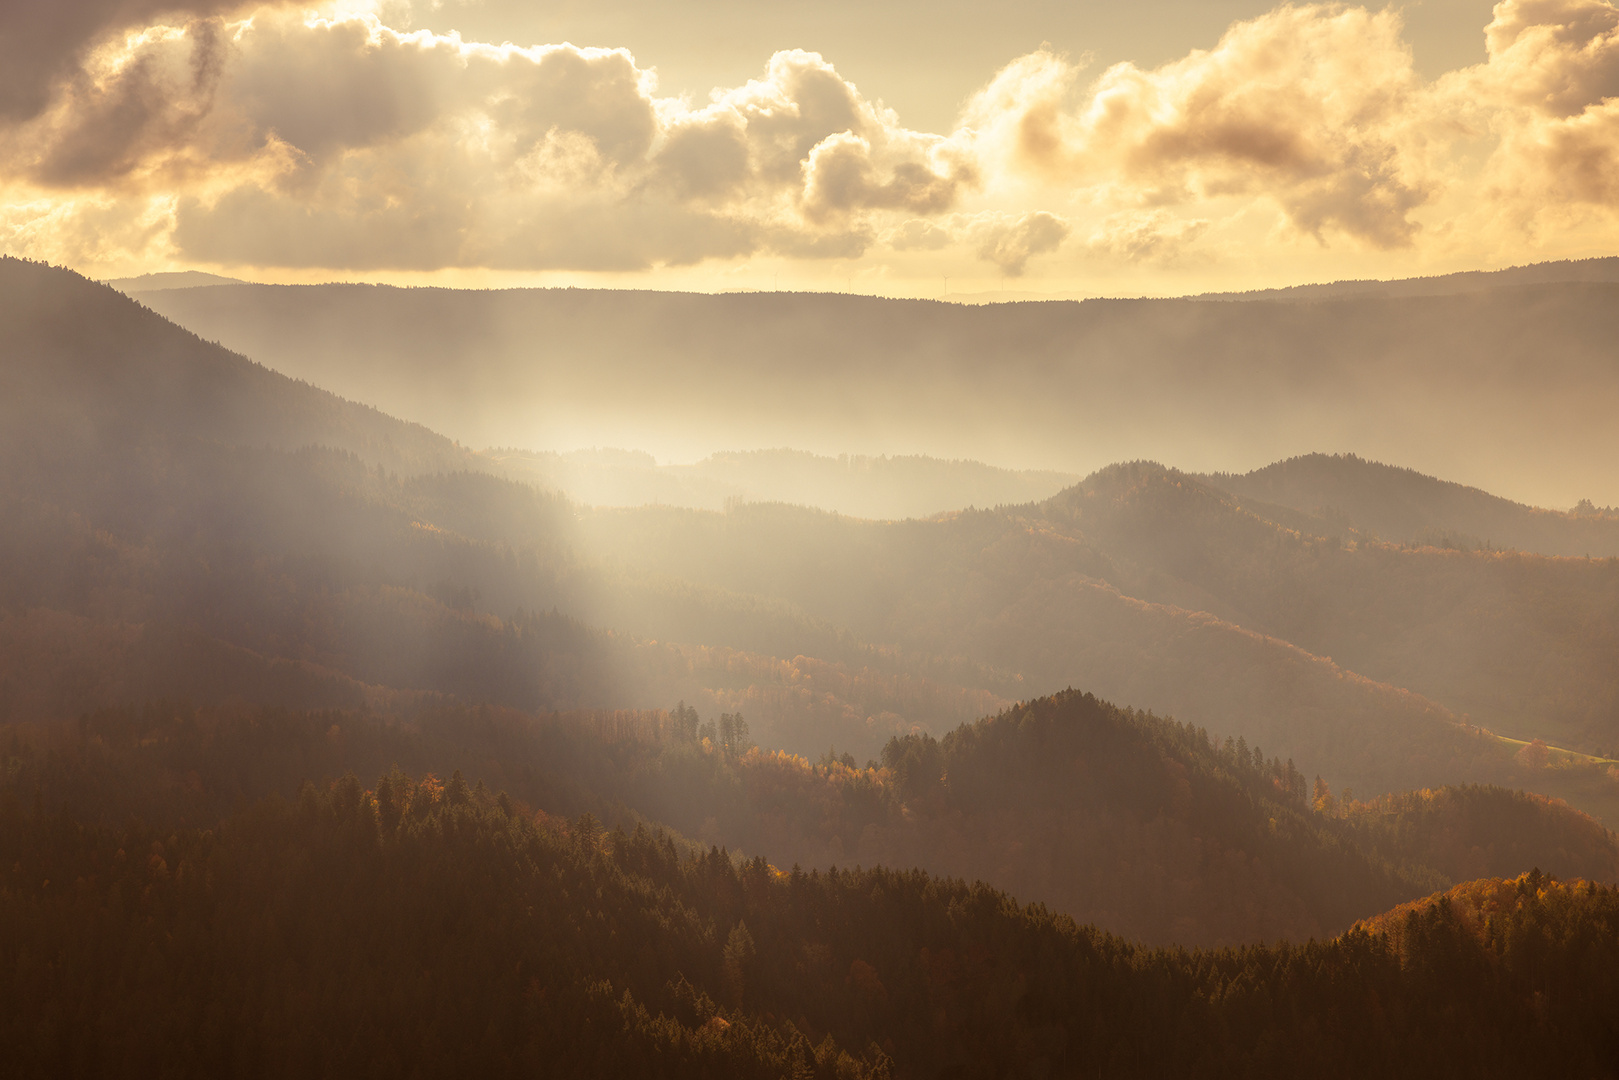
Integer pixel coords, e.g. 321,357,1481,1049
575,463,1619,816
1202,452,1619,556
0,257,1013,758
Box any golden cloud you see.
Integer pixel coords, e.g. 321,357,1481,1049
964,5,1434,248
7,1,1619,276
1,12,977,271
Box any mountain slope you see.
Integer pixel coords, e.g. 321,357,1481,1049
0,257,475,478
0,258,1011,755
7,256,1617,945
1044,463,1619,756
575,467,1619,819
10,686,1618,949
1198,255,1619,301
1202,452,1619,556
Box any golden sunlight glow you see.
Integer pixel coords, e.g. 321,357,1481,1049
3,0,1618,295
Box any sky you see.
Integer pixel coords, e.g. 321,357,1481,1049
3,0,1619,297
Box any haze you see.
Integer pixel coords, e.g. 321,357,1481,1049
6,0,1619,1074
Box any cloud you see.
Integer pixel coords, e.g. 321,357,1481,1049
0,1,269,125
964,5,1434,249
1478,0,1619,116
972,211,1069,275
19,19,237,190
887,218,952,251
0,12,974,271
1445,0,1619,214
958,0,1619,253
1084,210,1210,263
12,2,1619,277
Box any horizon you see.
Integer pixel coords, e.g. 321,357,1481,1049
101,250,1619,304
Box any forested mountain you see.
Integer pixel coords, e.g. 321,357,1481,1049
0,258,1010,756
0,258,475,478
4,732,1618,1078
576,469,1619,818
12,258,1619,822
1043,464,1619,757
6,257,1619,1068
1202,452,1619,556
129,276,1619,509
4,255,1616,946
483,446,1078,518
6,686,1617,948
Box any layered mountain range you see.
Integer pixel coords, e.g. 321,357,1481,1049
124,268,1619,510
6,256,1619,1074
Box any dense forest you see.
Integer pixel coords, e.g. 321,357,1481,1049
6,688,1614,947
4,752,1618,1077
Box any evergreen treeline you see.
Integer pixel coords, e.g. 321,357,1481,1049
5,688,1614,947
3,769,1617,1078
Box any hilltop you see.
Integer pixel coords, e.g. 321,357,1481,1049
1201,452,1619,556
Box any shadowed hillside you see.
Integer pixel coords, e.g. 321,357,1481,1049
1,258,477,478
5,721,1619,1077
7,687,1618,949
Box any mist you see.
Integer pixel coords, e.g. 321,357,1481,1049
128,268,1619,509
9,0,1619,1066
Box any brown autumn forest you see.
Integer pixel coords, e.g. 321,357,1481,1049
6,255,1619,1074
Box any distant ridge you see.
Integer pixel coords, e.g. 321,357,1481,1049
105,270,247,292
1196,256,1619,302
1200,452,1619,556
484,445,1080,517
131,272,1619,509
